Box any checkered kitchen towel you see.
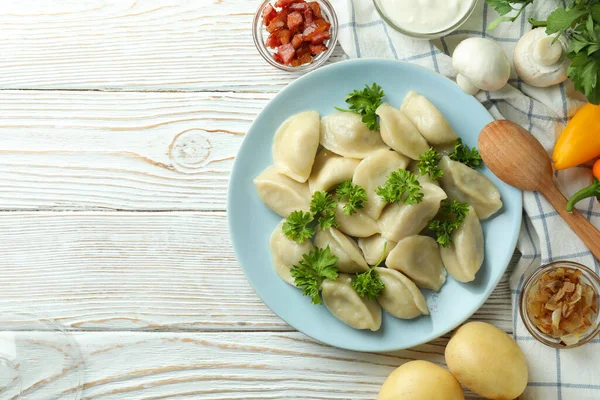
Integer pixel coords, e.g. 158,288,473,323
329,0,600,398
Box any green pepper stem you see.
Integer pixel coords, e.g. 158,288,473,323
566,178,600,212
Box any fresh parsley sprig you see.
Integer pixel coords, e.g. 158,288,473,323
485,0,535,31
449,139,483,169
310,191,338,230
376,169,424,205
352,243,387,300
428,200,470,247
282,211,315,244
417,148,444,180
291,246,339,305
336,181,367,216
335,83,385,131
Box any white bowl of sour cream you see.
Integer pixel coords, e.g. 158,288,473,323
373,0,478,39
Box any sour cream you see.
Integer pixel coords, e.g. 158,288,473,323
376,0,475,35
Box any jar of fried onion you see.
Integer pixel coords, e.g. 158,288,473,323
520,261,600,348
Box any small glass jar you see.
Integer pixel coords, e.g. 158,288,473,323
373,0,479,40
519,261,600,349
252,0,339,72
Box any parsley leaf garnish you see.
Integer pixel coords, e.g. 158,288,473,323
336,181,368,215
417,148,444,180
376,169,424,205
310,191,338,230
428,200,470,247
449,139,483,169
352,269,386,300
282,211,315,244
291,246,339,305
352,243,387,300
334,83,385,131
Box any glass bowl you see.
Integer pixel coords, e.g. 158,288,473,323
519,261,600,349
252,0,339,72
373,0,479,39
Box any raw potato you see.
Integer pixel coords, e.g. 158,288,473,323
445,322,528,400
378,360,464,400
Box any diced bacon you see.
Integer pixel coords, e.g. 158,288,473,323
262,4,278,26
304,18,330,40
310,31,330,44
309,43,327,55
275,0,301,7
304,8,314,25
278,43,297,64
277,29,292,45
308,2,322,19
296,42,311,58
298,51,313,65
291,58,302,67
273,51,284,64
267,19,285,33
303,23,316,38
266,32,281,48
288,2,308,10
291,34,304,49
287,11,304,31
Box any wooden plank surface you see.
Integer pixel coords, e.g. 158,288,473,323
13,331,483,399
0,0,345,92
0,90,264,211
0,211,514,332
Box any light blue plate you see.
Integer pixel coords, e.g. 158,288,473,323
228,59,522,352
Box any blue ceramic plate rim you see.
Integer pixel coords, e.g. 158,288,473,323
228,58,522,352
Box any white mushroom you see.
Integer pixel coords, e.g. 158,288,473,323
514,27,569,87
452,38,511,95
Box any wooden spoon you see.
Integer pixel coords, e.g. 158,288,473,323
479,120,600,260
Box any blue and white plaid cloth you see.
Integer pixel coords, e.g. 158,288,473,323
330,0,600,398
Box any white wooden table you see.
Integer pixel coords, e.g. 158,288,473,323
0,1,516,398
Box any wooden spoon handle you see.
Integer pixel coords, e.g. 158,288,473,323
541,182,600,261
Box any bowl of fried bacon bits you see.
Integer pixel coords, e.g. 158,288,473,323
520,261,600,348
253,0,338,71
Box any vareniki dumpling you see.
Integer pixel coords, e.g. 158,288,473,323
376,103,430,160
440,205,484,283
353,149,410,220
269,220,314,286
335,202,380,238
322,274,382,331
273,110,320,183
401,91,458,145
439,156,503,220
320,112,388,159
308,150,360,193
378,183,448,242
358,234,396,266
315,228,369,274
386,236,447,292
375,267,429,319
254,166,310,218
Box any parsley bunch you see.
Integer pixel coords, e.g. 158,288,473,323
449,139,483,169
417,148,444,180
376,169,424,205
428,200,470,247
336,181,367,215
335,83,385,131
291,246,339,305
352,243,387,300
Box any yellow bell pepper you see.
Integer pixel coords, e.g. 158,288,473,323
553,103,600,170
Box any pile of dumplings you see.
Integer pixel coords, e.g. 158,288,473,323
254,90,503,332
